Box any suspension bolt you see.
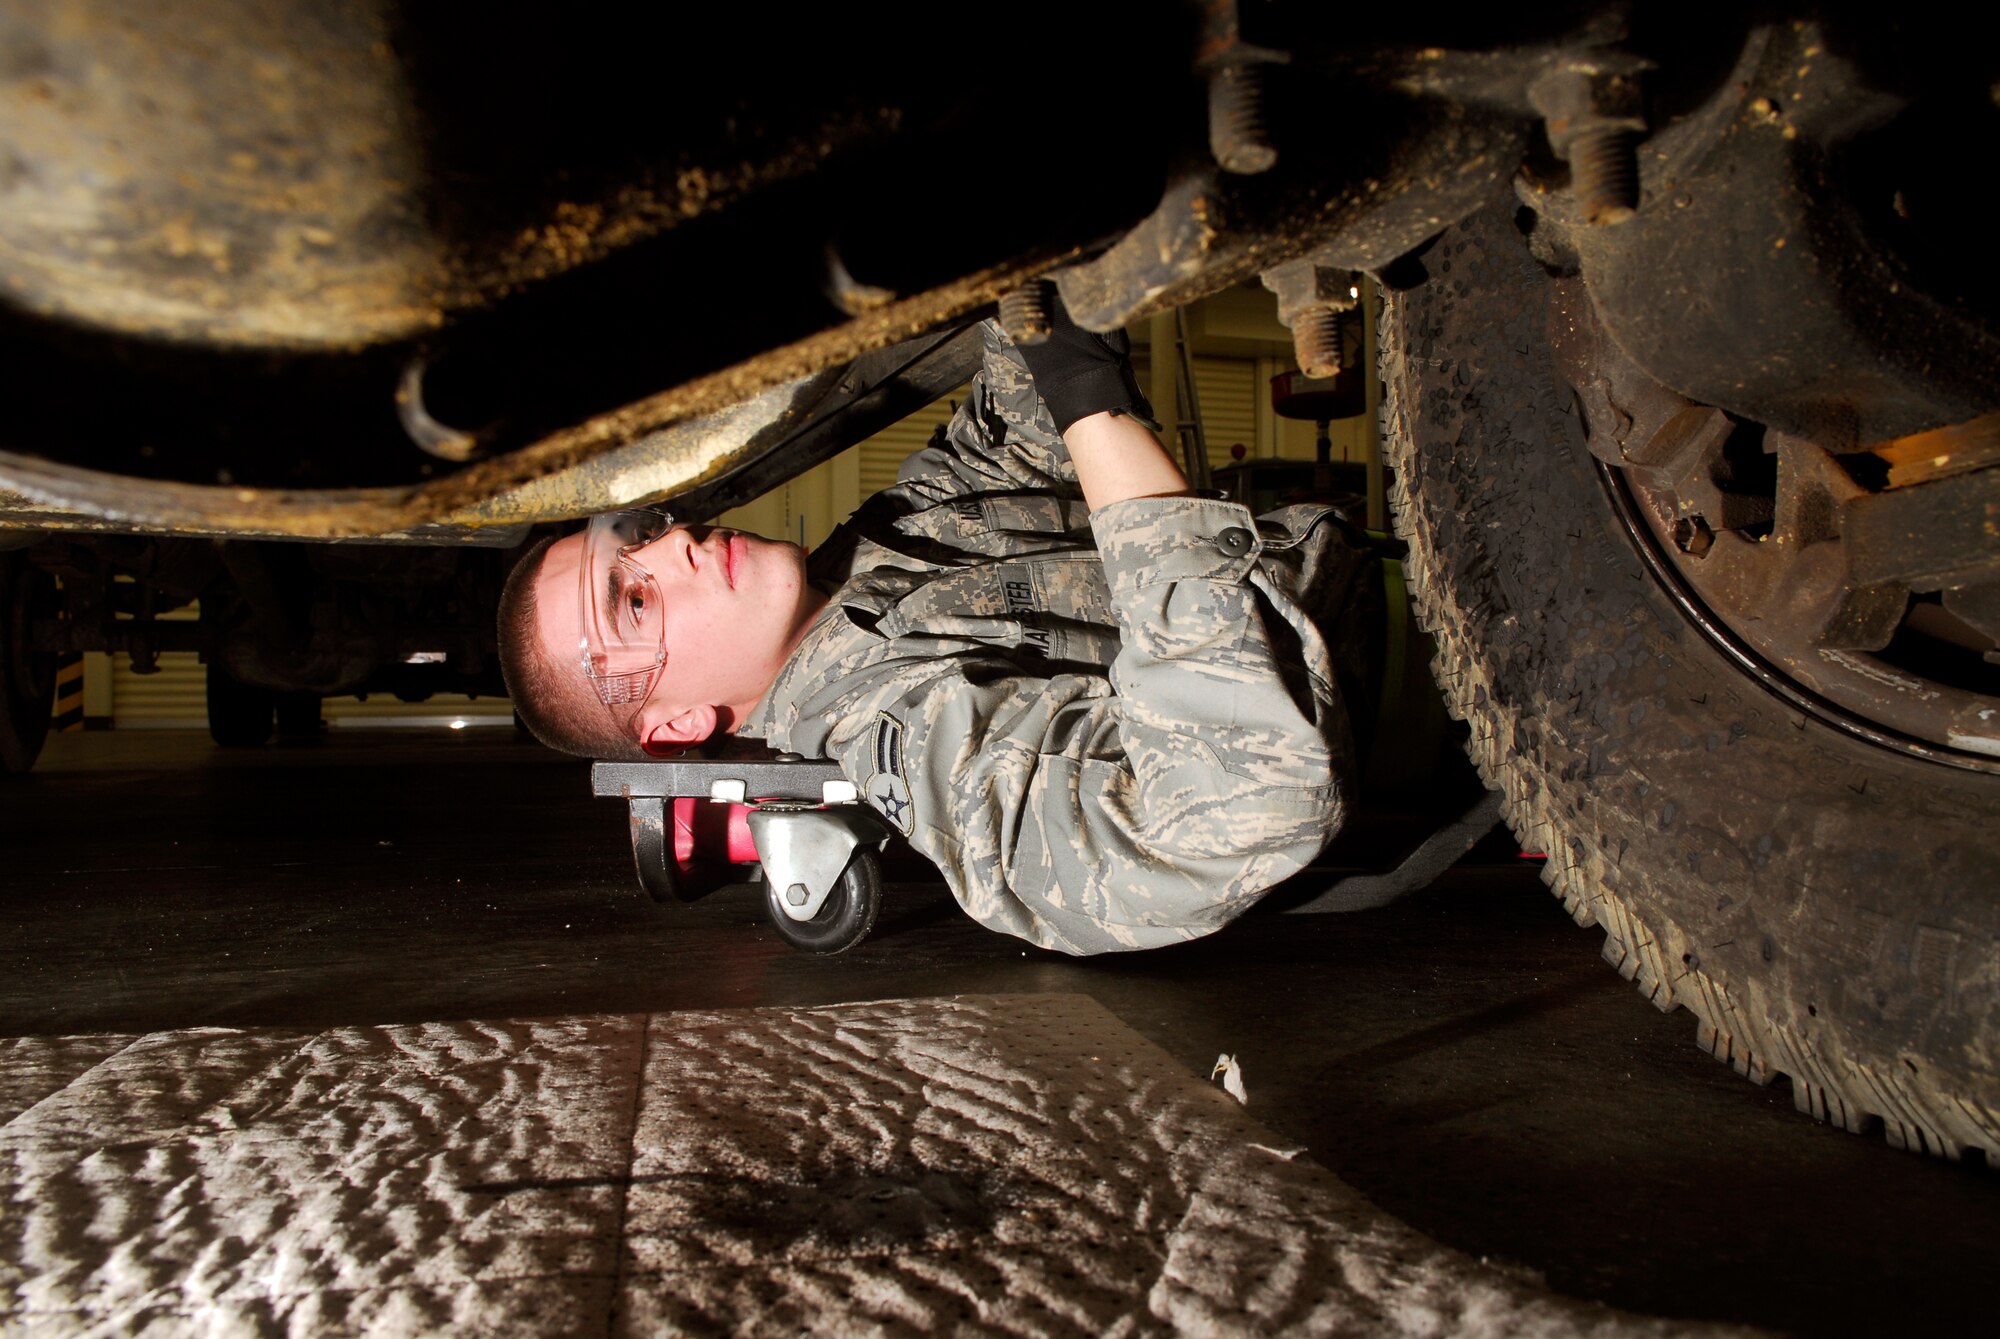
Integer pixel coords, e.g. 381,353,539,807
1571,127,1641,225
1289,308,1347,379
999,280,1053,346
1263,255,1359,380
1672,515,1715,558
1530,63,1649,226
1209,62,1277,175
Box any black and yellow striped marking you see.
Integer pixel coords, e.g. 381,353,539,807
53,652,83,734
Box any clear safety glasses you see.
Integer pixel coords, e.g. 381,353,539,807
577,507,675,709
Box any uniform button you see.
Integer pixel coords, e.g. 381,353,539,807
1215,526,1254,557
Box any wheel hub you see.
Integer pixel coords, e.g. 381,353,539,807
1550,277,2000,771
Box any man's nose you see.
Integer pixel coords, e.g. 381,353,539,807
633,527,696,579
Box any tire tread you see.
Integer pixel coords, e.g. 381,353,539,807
1379,243,2000,1165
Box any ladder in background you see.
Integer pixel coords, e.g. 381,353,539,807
1170,308,1213,490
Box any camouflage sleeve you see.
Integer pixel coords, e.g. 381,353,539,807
893,321,1082,502
818,496,1352,955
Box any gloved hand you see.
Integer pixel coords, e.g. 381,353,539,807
1011,285,1159,435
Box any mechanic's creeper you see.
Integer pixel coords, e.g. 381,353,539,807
592,750,895,953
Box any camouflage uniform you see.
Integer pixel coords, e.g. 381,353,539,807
741,321,1376,954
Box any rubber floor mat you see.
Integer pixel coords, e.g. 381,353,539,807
0,994,1753,1336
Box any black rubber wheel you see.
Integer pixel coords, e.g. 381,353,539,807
619,796,737,916
275,692,324,741
0,551,58,776
205,665,275,748
1382,205,2000,1163
762,850,882,955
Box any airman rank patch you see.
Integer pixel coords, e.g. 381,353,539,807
867,712,914,836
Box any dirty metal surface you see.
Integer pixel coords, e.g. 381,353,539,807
2,0,1190,536
0,994,1741,1337
1537,21,2000,448
1055,104,1524,338
0,1,913,350
0,0,443,349
1552,267,2000,768
0,320,986,541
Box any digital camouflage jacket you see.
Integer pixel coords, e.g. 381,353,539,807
741,322,1374,954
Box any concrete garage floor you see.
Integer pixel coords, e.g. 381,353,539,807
2,730,1995,1335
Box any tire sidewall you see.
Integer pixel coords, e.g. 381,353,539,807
1387,206,2000,1140
1,552,57,774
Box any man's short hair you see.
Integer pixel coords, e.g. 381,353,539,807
497,535,648,761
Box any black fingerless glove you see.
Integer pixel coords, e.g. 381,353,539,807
1012,288,1159,435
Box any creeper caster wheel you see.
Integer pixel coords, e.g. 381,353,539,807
593,754,892,949
761,849,881,955
622,794,742,914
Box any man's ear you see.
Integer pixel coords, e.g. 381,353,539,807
638,701,717,756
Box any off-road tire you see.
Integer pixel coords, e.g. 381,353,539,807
205,665,275,748
275,692,324,740
0,551,58,775
1381,205,2000,1162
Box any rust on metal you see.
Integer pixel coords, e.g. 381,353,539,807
0,251,1063,539
1555,275,2000,762
1846,466,2000,591
1057,108,1522,334
1872,412,2000,489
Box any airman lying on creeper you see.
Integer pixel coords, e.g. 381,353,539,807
498,297,1379,953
